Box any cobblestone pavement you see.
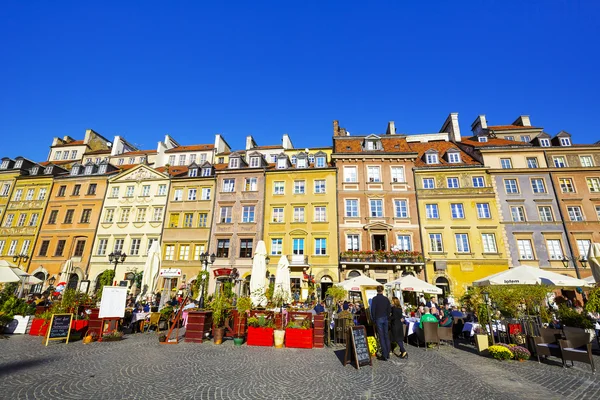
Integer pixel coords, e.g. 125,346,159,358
1,333,599,400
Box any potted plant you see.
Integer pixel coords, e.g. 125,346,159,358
271,289,289,348
0,293,35,334
102,330,124,342
233,296,252,346
488,345,513,361
246,314,275,346
285,316,313,348
208,292,231,345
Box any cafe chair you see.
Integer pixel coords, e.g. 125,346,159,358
438,324,454,347
422,322,440,351
534,327,564,366
559,329,596,374
144,312,162,333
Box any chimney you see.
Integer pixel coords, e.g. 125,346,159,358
63,135,75,143
333,120,340,136
471,115,487,136
440,113,461,142
512,115,531,127
282,133,293,149
386,121,396,135
245,135,256,150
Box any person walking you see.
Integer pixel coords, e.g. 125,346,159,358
370,285,392,361
390,297,408,358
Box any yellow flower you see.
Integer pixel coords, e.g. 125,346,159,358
367,336,378,356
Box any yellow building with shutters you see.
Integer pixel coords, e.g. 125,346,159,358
264,149,339,300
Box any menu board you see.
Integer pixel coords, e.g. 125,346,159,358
99,286,128,318
344,325,372,369
45,313,73,346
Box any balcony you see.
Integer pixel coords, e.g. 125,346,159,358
339,250,424,265
287,255,309,267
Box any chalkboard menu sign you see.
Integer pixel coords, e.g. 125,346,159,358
45,313,73,346
344,325,372,369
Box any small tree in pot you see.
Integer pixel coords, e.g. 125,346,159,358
234,296,252,346
208,292,231,345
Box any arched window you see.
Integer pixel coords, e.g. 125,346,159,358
348,270,361,278
31,272,46,293
435,276,450,297
68,273,79,290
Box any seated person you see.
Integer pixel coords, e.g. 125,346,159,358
413,306,439,344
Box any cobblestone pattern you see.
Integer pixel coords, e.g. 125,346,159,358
0,334,599,400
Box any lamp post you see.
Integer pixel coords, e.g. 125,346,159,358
13,254,29,298
325,295,333,346
47,275,56,294
482,291,494,345
108,251,127,285
578,257,588,270
199,252,216,309
560,256,582,279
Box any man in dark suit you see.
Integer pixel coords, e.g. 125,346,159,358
370,285,391,360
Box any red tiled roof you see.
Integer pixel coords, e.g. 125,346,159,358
119,150,157,156
407,141,481,167
52,140,86,147
334,137,413,153
461,136,532,148
487,125,541,130
165,144,214,153
39,160,74,166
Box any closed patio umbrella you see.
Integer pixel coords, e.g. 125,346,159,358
138,241,161,303
586,243,600,284
59,259,73,287
249,241,268,307
273,255,292,304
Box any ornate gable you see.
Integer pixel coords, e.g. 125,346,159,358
111,164,167,183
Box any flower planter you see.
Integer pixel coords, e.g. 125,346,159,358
29,318,49,336
247,326,274,346
285,328,313,349
5,315,32,334
274,329,285,348
71,320,89,333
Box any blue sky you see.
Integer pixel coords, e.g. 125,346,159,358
1,1,599,161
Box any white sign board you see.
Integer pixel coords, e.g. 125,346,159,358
159,268,182,278
99,286,128,319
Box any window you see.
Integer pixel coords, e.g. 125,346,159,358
277,158,287,169
55,240,66,256
344,166,357,182
118,158,124,166
61,152,68,160
447,177,459,188
511,206,526,222
135,208,146,222
218,157,224,164
425,204,439,219
168,155,176,165
152,207,163,222
178,155,186,166
448,152,460,163
423,178,435,189
526,158,539,168
271,238,283,255
478,136,488,143
64,209,74,224
560,137,571,147
188,189,197,201
7,240,17,256
547,239,564,260
429,234,443,252
538,206,554,222
229,158,240,168
520,135,531,143
553,156,567,168
577,239,591,259
595,206,600,220
13,188,24,200
35,187,46,200
3,213,14,227
506,136,514,141
567,206,584,221
223,179,235,192
158,185,167,196
531,178,546,193
476,203,491,219
500,158,512,169
296,158,307,169
367,166,381,182
504,179,519,194
0,184,10,196
274,181,285,195
220,207,232,223
249,157,260,168
72,185,81,196
396,235,412,251
47,210,58,224
38,240,50,256
346,234,359,251
369,199,383,217
450,203,464,219
104,209,115,223
146,239,158,255
0,240,4,256
293,238,305,255
240,239,253,258
0,160,9,169
198,213,208,227
316,156,326,168
73,240,86,257
122,186,133,197
164,245,175,260
314,238,327,255
16,214,26,227
173,189,183,201
54,151,61,160
189,168,198,177
44,166,53,174
19,240,30,256
193,244,205,260
472,177,485,188
244,177,257,191
201,188,211,200
138,185,149,197
199,154,206,163
110,187,119,198
120,208,130,223
169,213,179,228
84,164,93,175
391,167,405,183
242,206,255,223
314,206,327,222
293,207,305,222
580,156,594,167
455,234,470,253
482,234,497,253
345,199,358,217
80,209,92,223
178,244,189,260
85,183,97,195
272,208,284,223
539,138,551,147
559,178,575,193
294,180,305,194
425,153,439,164
587,178,600,192
394,199,408,218
314,180,326,193
517,239,534,260
25,189,34,200
28,213,39,226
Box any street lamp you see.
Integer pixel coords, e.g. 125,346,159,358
560,256,582,279
325,295,333,346
199,252,216,309
47,275,56,293
108,251,127,285
482,291,495,345
13,253,29,269
579,257,588,269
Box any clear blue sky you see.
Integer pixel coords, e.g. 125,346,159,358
1,1,599,161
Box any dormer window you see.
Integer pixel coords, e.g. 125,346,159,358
129,157,136,164
118,158,124,165
84,165,93,175
447,152,461,163
560,137,571,147
229,158,239,168
0,160,9,169
14,160,23,169
202,167,212,177
189,168,198,177
291,156,297,165
425,153,439,164
478,136,488,143
316,156,326,168
85,158,92,163
99,164,107,174
277,158,287,169
249,157,260,168
140,156,146,163
308,154,315,164
505,136,514,141
365,140,381,150
31,166,39,175
44,166,53,174
62,152,69,160
70,166,80,176
270,155,277,163
297,158,307,168
539,138,551,147
70,150,77,159
520,135,530,142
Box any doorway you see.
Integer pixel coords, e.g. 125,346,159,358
435,276,450,298
320,275,333,301
372,234,386,251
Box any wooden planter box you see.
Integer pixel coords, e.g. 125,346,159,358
87,308,102,336
313,315,325,348
285,328,314,349
247,326,274,346
71,320,89,338
29,318,49,336
185,311,213,343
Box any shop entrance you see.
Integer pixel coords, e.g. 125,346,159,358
320,276,333,300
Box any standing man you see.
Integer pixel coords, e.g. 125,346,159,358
370,285,391,361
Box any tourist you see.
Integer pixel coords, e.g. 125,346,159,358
390,297,407,359
370,285,391,360
314,300,325,314
414,306,439,345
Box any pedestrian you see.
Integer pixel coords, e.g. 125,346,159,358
390,297,408,358
370,285,391,361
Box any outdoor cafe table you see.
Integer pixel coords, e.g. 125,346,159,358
404,317,420,336
462,321,506,336
131,312,150,323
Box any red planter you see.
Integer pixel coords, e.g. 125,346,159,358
247,326,274,346
71,320,89,335
285,328,314,349
29,318,49,336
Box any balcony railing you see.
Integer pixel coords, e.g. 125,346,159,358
287,255,309,266
339,250,423,264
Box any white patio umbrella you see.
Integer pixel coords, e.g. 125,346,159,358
336,274,380,291
584,275,596,284
137,240,161,303
473,265,593,288
59,259,73,286
384,274,442,295
0,265,21,283
586,243,600,284
273,255,292,303
11,268,43,285
249,240,268,307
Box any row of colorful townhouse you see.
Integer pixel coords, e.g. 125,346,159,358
0,113,599,299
